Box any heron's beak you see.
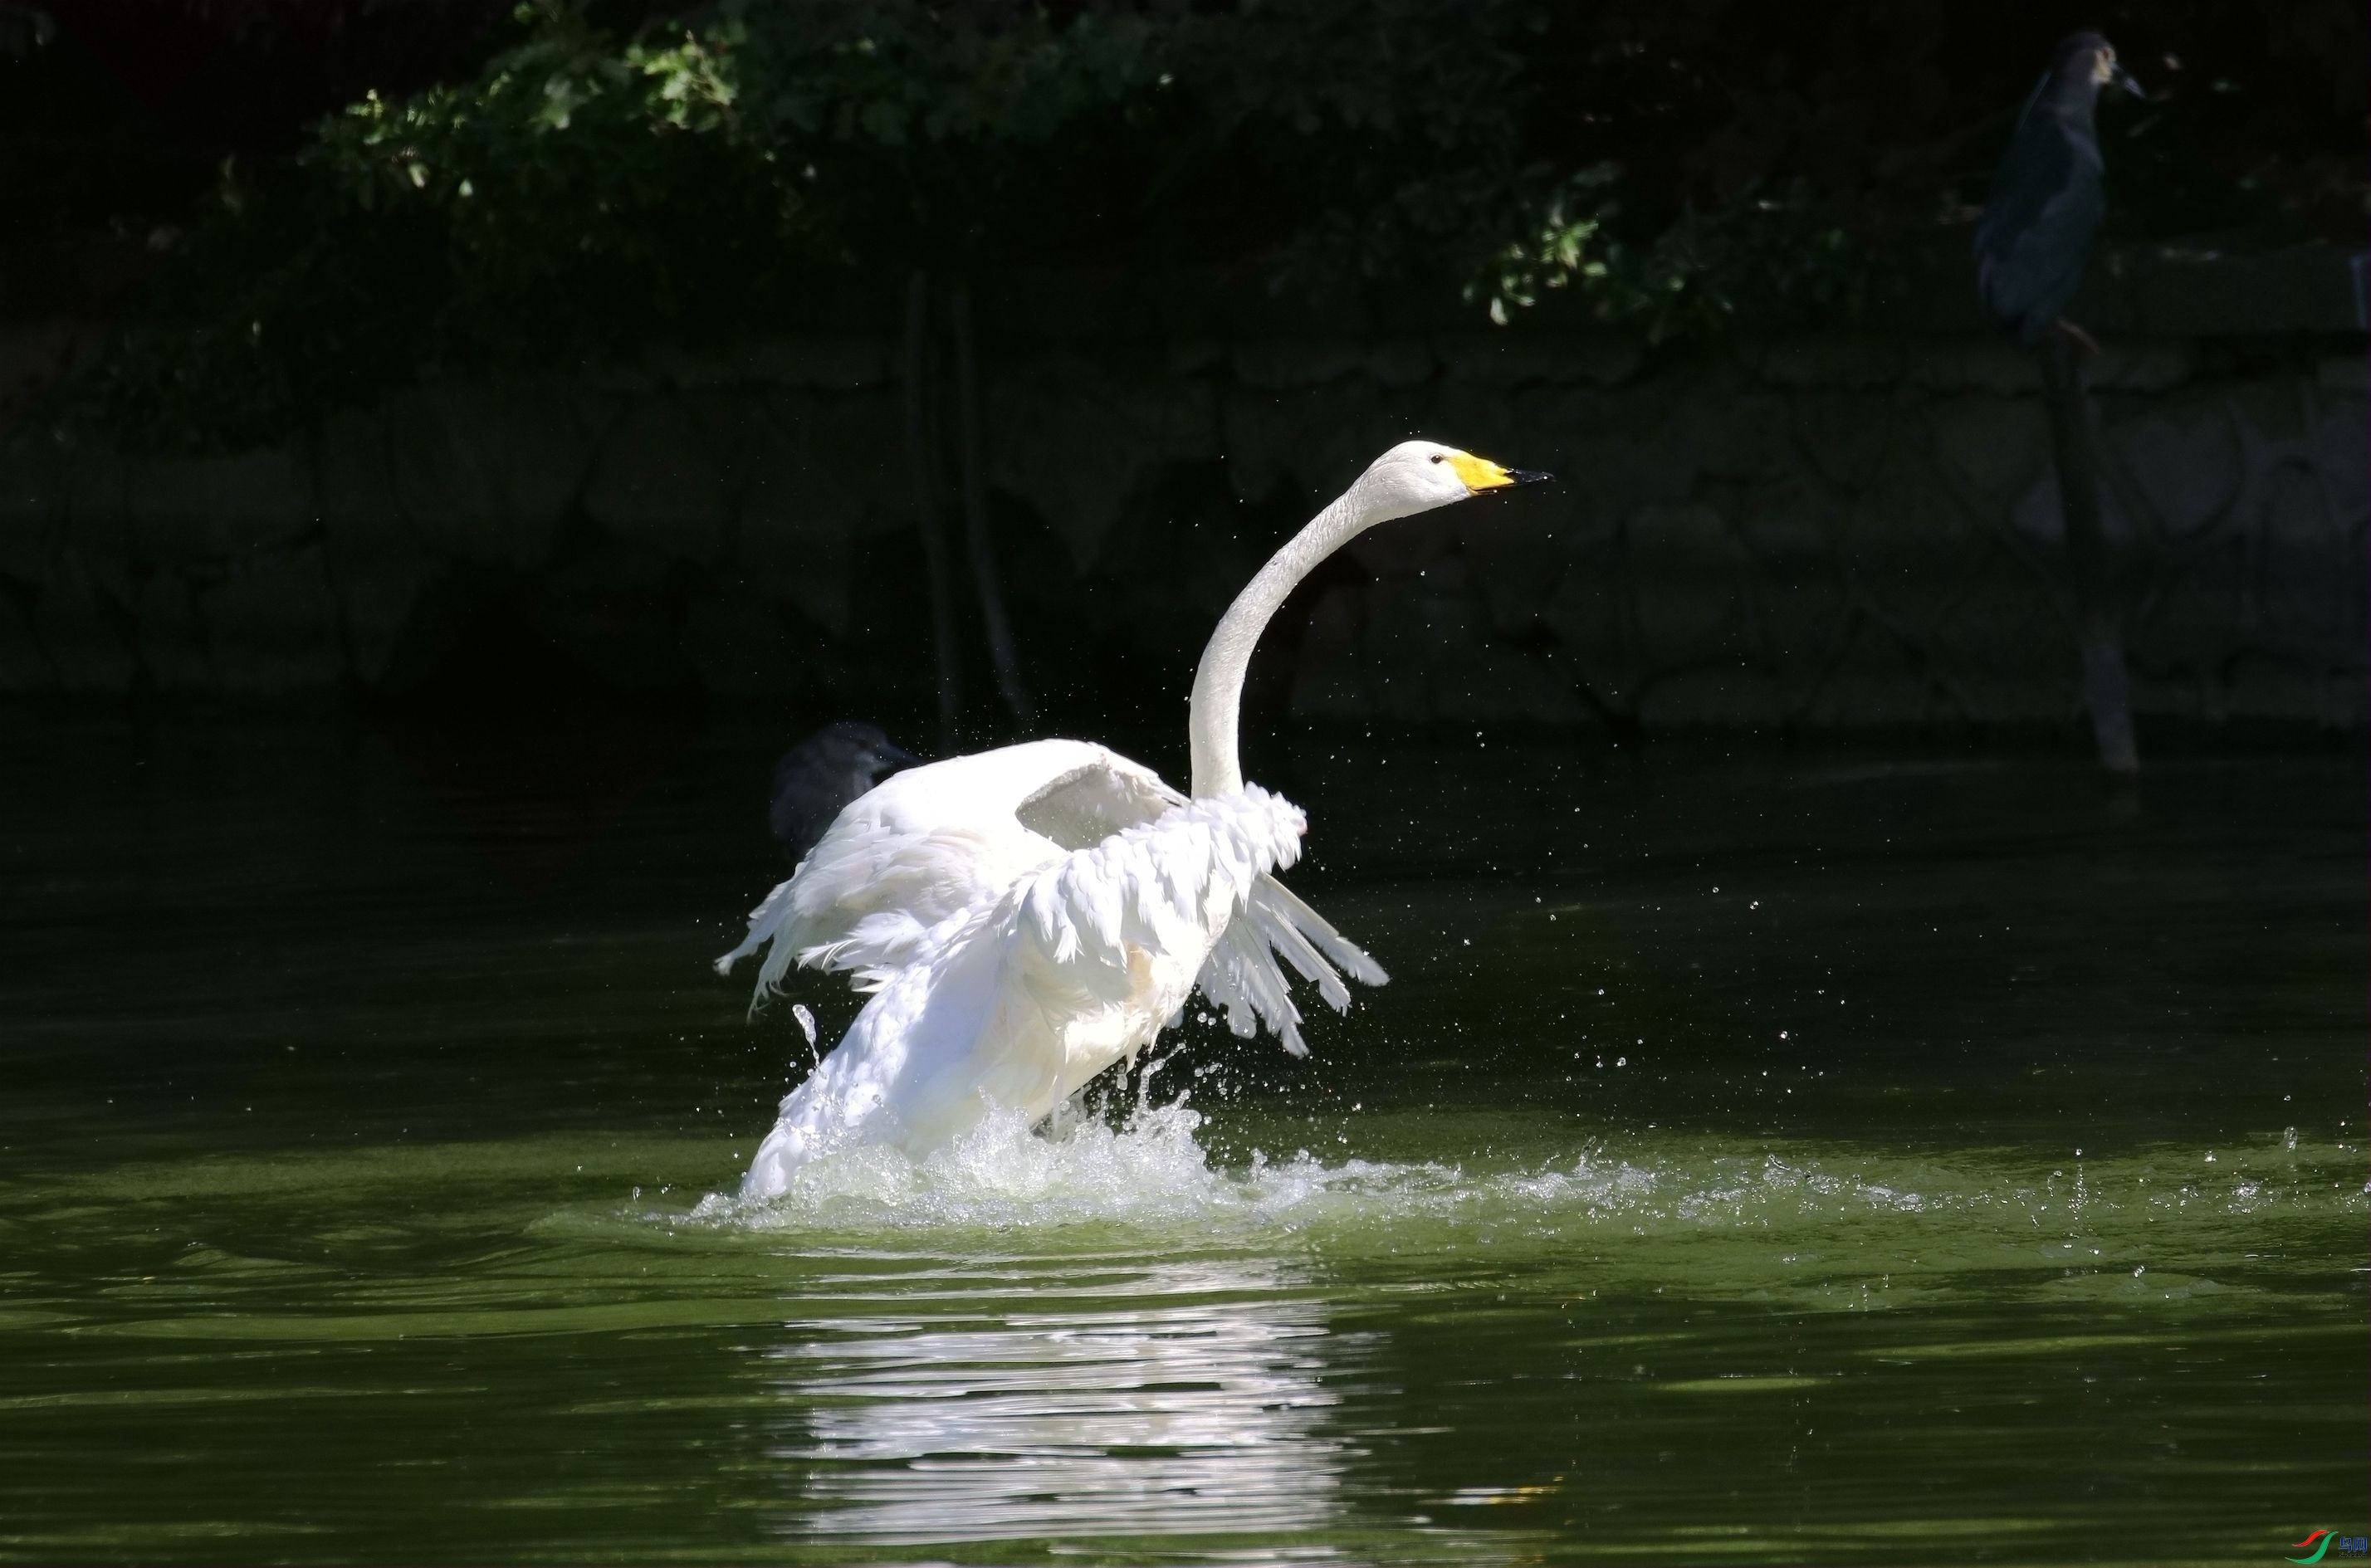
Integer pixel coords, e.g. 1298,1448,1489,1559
2110,63,2144,98
1447,452,1555,493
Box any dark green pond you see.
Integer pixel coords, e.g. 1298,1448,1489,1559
2,716,2362,1565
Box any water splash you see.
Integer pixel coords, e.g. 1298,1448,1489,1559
682,1103,2359,1260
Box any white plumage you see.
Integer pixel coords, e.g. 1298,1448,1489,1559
717,441,1547,1197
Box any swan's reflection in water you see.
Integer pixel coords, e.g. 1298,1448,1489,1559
763,1253,1347,1545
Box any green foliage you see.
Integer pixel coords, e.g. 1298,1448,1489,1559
84,0,2343,449
99,0,1623,446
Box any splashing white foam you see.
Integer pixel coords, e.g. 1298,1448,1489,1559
681,1098,2038,1243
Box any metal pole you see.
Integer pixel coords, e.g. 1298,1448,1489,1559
2039,331,2137,774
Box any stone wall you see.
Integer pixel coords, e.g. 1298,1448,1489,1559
2,281,2363,733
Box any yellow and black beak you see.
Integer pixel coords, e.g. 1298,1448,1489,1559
1445,452,1554,494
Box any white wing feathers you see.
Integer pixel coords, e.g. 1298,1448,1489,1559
1004,784,1391,1056
716,748,1386,1058
1014,786,1288,983
714,822,1019,998
1198,873,1388,1057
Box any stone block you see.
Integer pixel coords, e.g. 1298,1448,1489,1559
1637,666,1783,726
62,443,129,555
1736,508,1850,675
125,446,311,566
316,409,412,557
134,572,213,692
2309,403,2369,530
470,382,610,545
1836,482,2005,644
1285,582,1369,720
383,386,501,559
1232,339,1434,389
2120,244,2363,337
1628,503,1744,668
1361,579,1484,724
736,431,858,637
204,547,344,693
2256,463,2360,657
2318,356,2368,395
2011,469,2135,549
1921,569,2077,725
0,589,51,691
527,541,683,694
2085,342,2193,393
1432,333,1640,388
0,322,91,412
743,388,906,543
652,337,892,390
381,382,600,567
1797,617,1950,728
1684,387,1792,481
994,357,1219,569
1559,422,1699,525
2109,410,2241,541
1464,501,1572,634
335,554,446,691
681,579,809,697
582,395,734,564
0,434,63,586
1540,542,1630,694
1904,340,2039,395
2221,649,2325,724
1493,384,1616,478
1425,382,1516,458
2129,567,2241,693
1931,396,2050,499
1428,642,1591,725
1758,337,1904,390
34,551,135,694
1793,393,1918,489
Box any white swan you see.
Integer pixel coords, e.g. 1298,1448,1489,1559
716,440,1549,1197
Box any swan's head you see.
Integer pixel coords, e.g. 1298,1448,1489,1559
1353,440,1552,525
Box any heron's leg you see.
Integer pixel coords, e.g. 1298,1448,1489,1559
2052,317,2103,358
2037,331,2138,774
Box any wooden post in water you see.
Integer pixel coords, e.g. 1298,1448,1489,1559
2038,332,2137,774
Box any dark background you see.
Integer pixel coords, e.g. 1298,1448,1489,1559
0,0,2361,752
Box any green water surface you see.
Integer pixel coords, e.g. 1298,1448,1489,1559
2,717,2362,1564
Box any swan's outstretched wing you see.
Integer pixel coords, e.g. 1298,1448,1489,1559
1197,873,1389,1056
715,740,1176,998
1002,783,1389,1059
716,737,1386,1056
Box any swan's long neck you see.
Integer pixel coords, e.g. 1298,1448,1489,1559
1189,484,1371,797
